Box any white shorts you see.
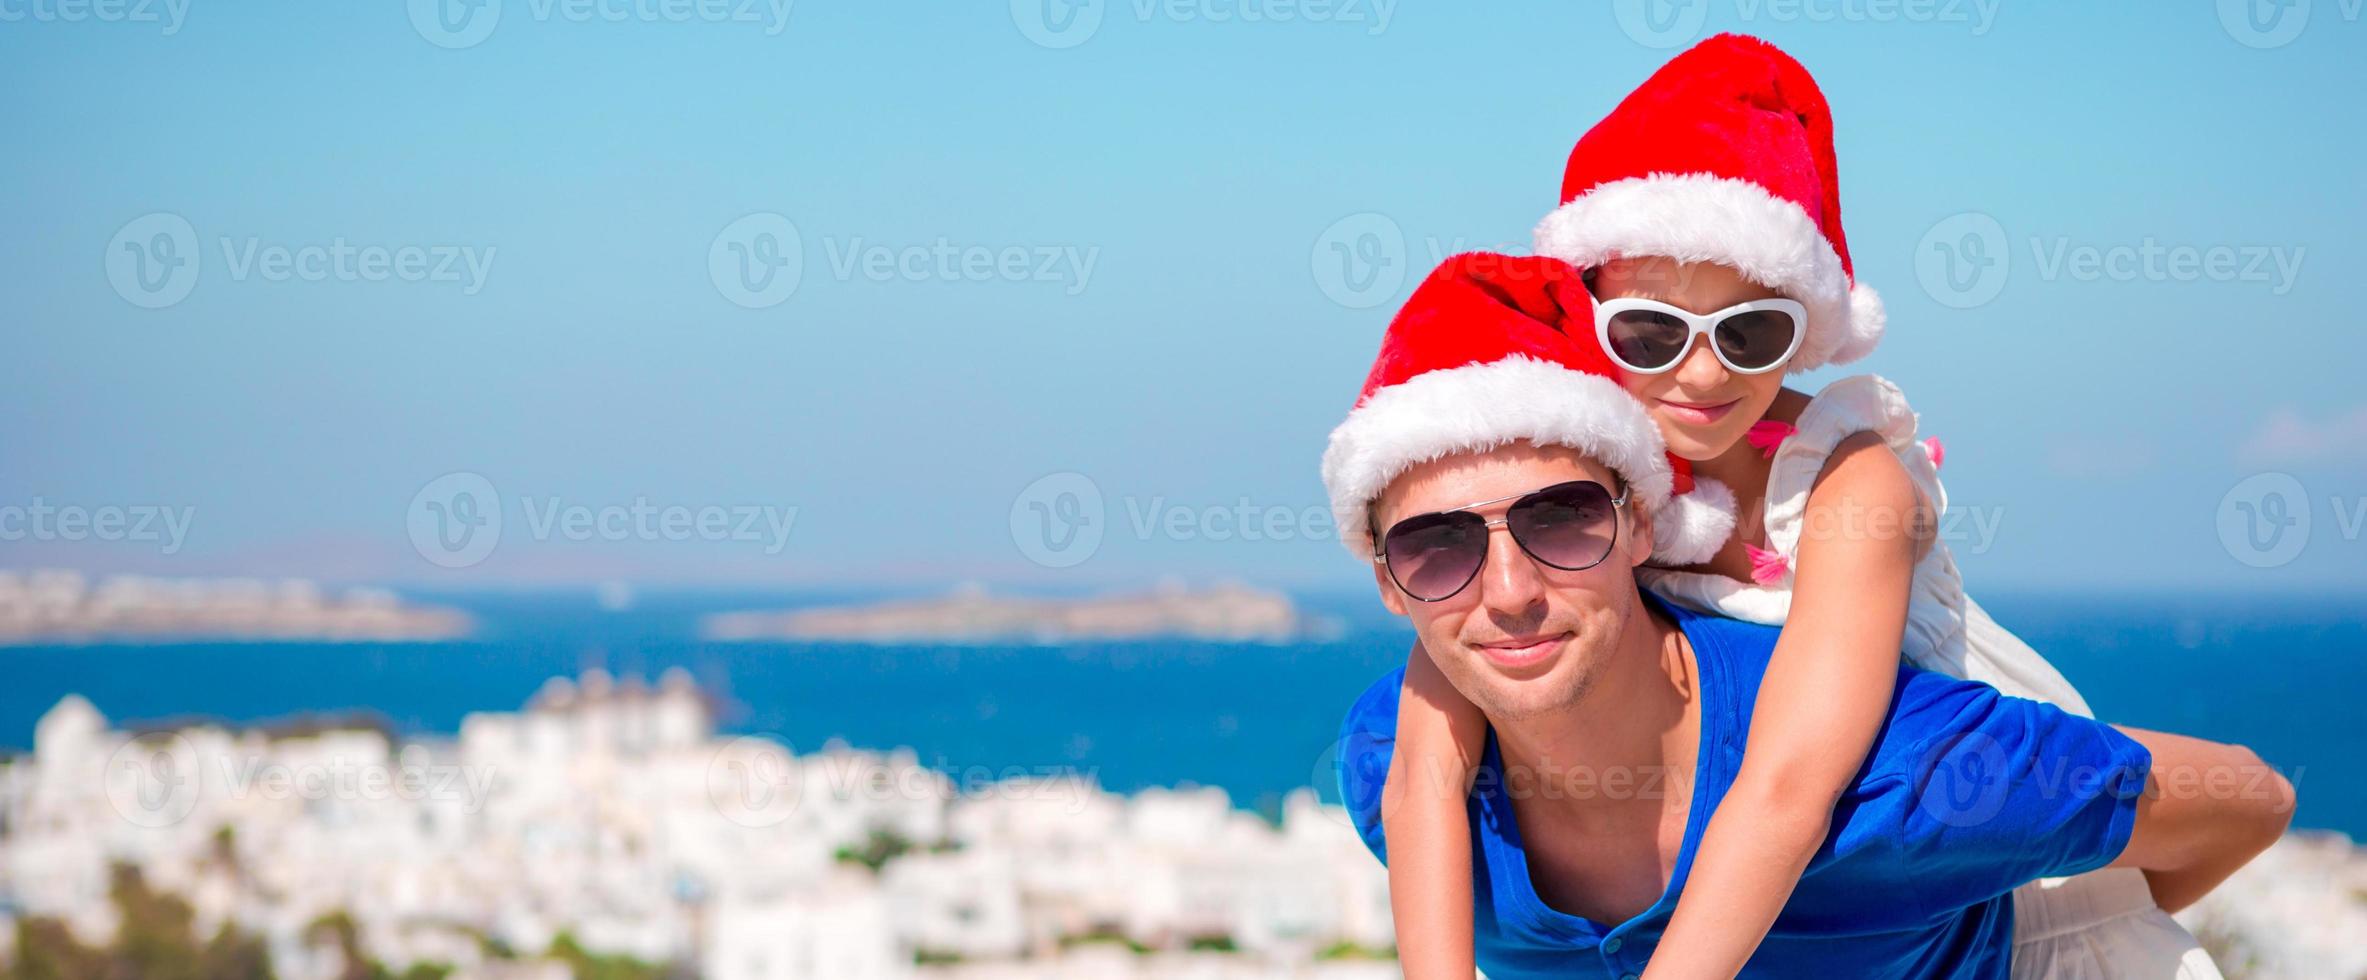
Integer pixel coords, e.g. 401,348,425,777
2011,867,2222,979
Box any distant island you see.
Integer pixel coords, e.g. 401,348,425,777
701,581,1304,644
0,569,472,645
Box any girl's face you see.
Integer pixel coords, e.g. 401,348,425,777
1590,257,1789,461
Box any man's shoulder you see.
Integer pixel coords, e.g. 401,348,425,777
1649,589,1784,690
1343,662,1407,741
1336,663,1408,864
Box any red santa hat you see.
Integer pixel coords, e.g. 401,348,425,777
1533,33,1884,372
1321,253,1735,566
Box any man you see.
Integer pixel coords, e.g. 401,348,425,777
1321,253,2294,978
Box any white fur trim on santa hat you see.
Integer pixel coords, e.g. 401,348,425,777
1650,477,1736,566
1322,355,1675,561
1829,281,1886,366
1532,173,1886,372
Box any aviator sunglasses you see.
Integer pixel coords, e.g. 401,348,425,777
1372,480,1628,602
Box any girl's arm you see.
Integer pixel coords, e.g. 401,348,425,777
1384,637,1489,980
1640,431,1930,978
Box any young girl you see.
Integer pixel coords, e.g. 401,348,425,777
1380,34,2224,979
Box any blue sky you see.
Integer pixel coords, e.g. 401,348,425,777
3,1,2364,594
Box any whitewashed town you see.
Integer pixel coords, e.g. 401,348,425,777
0,669,1400,980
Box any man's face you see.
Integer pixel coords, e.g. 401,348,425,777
1370,443,1655,722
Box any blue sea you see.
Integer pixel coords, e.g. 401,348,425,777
3,589,2360,838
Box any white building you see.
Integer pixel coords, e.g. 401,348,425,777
0,673,1397,980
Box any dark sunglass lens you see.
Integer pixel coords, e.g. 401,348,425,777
1713,309,1798,371
1383,511,1488,600
1506,482,1617,571
1605,309,1690,370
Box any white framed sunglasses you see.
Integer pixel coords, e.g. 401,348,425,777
1592,296,1808,375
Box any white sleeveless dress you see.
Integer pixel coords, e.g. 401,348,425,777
1639,375,2223,980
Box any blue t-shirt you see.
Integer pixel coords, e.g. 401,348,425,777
1335,592,2149,979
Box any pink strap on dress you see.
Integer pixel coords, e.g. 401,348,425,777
1747,419,1797,459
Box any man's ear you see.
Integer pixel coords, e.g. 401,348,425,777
1372,557,1408,616
1624,497,1656,570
